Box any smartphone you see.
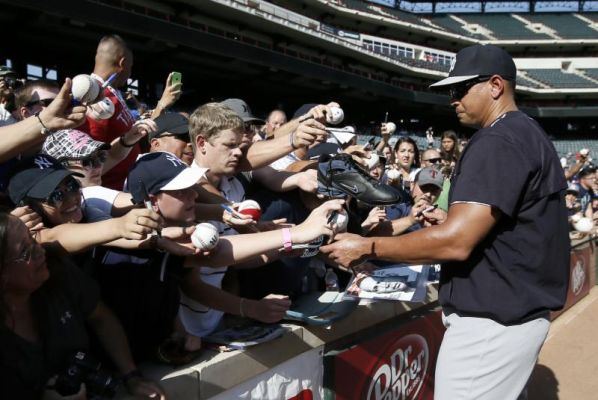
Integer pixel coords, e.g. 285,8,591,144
170,71,182,86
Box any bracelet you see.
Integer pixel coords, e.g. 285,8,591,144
34,111,52,135
119,135,135,148
282,228,293,253
121,369,143,383
289,132,299,150
239,298,246,317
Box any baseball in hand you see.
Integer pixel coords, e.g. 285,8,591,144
71,74,101,104
573,217,593,233
237,200,262,221
330,209,349,233
191,223,220,250
366,153,380,170
326,107,344,125
386,169,401,180
385,122,396,134
580,148,590,156
87,98,115,120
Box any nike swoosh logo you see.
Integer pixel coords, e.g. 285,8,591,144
338,182,360,194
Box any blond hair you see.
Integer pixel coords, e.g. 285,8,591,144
189,102,243,151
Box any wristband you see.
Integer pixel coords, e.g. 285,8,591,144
289,132,299,150
119,135,135,148
282,228,292,253
34,111,52,135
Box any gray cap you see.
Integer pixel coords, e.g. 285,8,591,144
221,98,264,125
415,167,444,189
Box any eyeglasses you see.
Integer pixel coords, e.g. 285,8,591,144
423,157,442,164
25,98,55,108
449,76,491,100
12,241,43,264
44,178,81,207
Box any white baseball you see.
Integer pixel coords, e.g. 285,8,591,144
386,169,401,180
580,148,590,156
237,199,261,212
326,107,344,125
71,74,100,104
191,223,220,250
331,209,348,233
87,98,115,120
366,153,380,170
385,122,396,134
573,217,593,233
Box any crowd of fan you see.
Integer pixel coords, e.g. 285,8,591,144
0,34,585,399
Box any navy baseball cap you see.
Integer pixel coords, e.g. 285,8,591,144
430,44,516,88
126,152,207,204
8,154,83,205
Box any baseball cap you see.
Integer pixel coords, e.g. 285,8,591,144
430,44,516,88
8,154,83,205
566,183,580,194
149,113,190,141
220,98,264,125
415,167,444,189
0,66,16,77
126,151,207,204
42,129,110,161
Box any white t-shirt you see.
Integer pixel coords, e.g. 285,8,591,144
179,165,246,336
82,185,121,217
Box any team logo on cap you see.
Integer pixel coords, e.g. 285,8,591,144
33,155,54,169
449,57,456,73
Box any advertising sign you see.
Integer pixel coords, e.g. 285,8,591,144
334,310,445,400
552,245,591,319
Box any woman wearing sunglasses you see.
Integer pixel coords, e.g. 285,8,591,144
41,129,139,218
0,212,166,399
7,154,171,255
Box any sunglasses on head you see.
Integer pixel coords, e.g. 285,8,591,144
448,76,492,100
67,152,108,169
43,178,81,207
25,98,54,108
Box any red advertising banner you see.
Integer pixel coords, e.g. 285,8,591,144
552,245,592,320
334,309,445,400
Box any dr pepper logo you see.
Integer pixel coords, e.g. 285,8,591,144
366,334,429,400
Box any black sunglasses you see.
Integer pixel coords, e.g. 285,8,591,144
449,76,492,100
423,157,442,164
44,178,81,207
25,98,54,108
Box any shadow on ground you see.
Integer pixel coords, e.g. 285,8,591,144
528,363,559,400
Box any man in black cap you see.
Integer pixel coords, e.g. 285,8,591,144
322,44,569,399
148,113,193,165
